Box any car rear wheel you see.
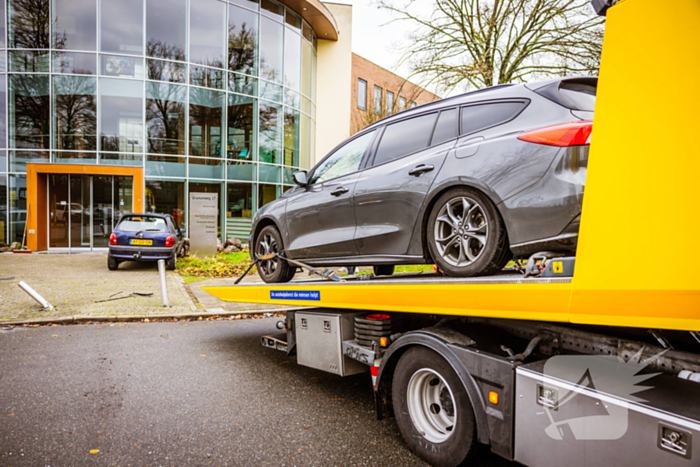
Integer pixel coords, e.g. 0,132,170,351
107,255,119,271
427,188,509,277
255,225,295,283
392,346,478,467
373,265,395,276
166,254,177,271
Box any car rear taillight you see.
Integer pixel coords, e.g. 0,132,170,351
517,121,593,147
109,232,117,245
165,235,175,247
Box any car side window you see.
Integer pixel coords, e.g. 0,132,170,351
309,130,376,184
430,108,459,146
373,112,438,166
460,101,527,136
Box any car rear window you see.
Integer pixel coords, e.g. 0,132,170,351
118,216,168,232
373,112,438,166
559,82,596,111
460,101,528,136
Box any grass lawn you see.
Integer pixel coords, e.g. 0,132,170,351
177,251,255,283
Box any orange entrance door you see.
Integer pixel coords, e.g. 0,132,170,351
26,164,144,251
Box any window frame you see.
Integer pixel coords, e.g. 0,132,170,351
357,78,367,110
373,85,383,115
306,129,378,186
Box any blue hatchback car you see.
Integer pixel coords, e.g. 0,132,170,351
108,213,185,270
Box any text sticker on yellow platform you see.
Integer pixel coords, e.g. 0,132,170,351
553,262,564,274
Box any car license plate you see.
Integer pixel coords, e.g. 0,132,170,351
130,239,152,246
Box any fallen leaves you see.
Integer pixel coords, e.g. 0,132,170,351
200,354,207,357
90,449,100,454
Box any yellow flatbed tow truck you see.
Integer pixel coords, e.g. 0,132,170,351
205,1,700,465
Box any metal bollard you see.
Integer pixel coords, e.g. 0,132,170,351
18,281,54,310
157,259,170,307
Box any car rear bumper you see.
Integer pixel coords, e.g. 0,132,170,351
109,244,175,261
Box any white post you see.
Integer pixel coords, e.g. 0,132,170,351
18,281,54,310
158,260,170,307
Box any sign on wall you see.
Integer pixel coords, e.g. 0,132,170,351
189,193,218,257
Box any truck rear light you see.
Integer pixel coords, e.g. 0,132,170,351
109,232,117,245
165,235,175,247
518,121,593,147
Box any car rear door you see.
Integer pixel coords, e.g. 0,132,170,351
284,130,377,259
353,109,458,256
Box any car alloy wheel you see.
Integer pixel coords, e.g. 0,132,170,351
256,231,279,277
434,196,489,268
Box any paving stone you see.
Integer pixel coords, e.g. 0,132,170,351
0,253,196,321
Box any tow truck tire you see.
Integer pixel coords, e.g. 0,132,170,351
427,187,508,277
373,265,395,276
255,225,296,283
107,255,119,270
392,346,478,467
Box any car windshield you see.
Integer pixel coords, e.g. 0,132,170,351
118,216,168,232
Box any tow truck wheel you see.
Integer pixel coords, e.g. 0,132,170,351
427,187,508,277
255,225,296,283
393,346,478,467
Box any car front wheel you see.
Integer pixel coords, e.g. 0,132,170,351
427,188,509,277
255,225,296,283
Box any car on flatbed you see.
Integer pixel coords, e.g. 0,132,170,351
250,76,596,283
108,213,185,270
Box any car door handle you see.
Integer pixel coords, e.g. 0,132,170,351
331,186,349,196
409,164,435,176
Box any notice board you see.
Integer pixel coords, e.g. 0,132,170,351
189,192,218,257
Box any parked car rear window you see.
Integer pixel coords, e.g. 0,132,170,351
310,130,376,184
118,216,168,232
430,108,459,146
559,82,596,111
460,101,527,136
374,112,438,166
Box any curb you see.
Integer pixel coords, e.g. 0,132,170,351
0,307,308,326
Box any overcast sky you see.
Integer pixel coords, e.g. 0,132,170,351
338,0,420,88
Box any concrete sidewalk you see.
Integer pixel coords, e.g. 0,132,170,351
0,252,304,325
0,253,198,323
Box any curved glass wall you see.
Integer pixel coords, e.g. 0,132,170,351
0,0,317,245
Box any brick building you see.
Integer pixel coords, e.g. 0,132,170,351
351,53,441,135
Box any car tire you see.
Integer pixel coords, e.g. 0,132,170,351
427,188,509,277
166,254,177,271
373,265,395,276
254,225,296,284
107,255,119,271
392,346,479,467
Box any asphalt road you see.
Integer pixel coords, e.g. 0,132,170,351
0,318,517,466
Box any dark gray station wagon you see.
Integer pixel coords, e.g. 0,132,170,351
251,77,595,283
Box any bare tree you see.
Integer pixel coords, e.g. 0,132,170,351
378,0,604,93
352,79,431,134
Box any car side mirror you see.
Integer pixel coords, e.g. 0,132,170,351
292,170,308,187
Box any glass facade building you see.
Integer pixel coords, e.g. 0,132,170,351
0,0,318,248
